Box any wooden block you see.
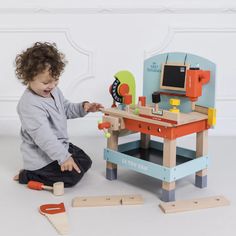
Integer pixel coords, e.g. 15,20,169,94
138,106,153,116
72,195,122,207
106,162,117,169
194,105,208,114
119,117,125,129
196,168,207,177
208,107,216,126
163,110,179,122
121,195,144,205
162,181,176,191
53,182,64,196
159,195,230,214
103,115,120,130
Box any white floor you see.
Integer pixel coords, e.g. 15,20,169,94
0,134,236,236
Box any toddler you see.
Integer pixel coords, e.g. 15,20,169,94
14,42,103,187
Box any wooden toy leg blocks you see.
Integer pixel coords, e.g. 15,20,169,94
195,130,208,188
72,194,144,207
161,139,176,202
106,130,119,180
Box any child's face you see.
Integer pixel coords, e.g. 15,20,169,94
28,69,59,97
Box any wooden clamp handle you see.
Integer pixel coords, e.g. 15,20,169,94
98,122,111,130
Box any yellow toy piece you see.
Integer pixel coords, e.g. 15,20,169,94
169,98,180,113
208,107,216,126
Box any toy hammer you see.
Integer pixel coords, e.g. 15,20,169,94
27,181,64,196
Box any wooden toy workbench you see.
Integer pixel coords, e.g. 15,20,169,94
99,52,216,202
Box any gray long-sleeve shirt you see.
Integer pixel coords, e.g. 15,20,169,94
17,87,87,170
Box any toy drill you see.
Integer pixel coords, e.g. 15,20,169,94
186,68,210,102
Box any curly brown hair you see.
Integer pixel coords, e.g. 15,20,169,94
15,42,67,85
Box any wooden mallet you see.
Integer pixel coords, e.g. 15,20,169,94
28,181,64,196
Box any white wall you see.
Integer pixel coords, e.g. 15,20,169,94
0,1,236,136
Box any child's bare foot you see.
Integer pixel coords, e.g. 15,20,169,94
13,169,23,181
13,174,19,181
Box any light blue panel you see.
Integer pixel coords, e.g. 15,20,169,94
118,140,140,152
104,148,170,181
170,156,209,181
104,148,208,182
150,140,196,159
143,52,216,113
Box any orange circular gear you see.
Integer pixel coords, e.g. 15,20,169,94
118,83,129,96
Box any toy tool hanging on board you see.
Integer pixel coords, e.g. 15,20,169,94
186,67,210,102
159,64,211,102
39,203,69,235
109,70,136,107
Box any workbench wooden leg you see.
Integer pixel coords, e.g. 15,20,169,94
162,139,176,202
140,133,150,149
106,131,119,180
195,130,208,188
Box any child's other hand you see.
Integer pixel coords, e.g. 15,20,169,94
60,156,81,173
84,102,104,112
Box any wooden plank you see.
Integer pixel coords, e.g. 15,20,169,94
72,195,144,207
194,105,208,114
159,195,230,213
103,115,120,130
121,195,144,205
72,195,121,207
101,108,207,127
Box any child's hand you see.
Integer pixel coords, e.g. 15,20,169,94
60,156,81,173
84,102,104,112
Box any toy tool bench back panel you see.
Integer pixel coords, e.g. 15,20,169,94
143,52,216,113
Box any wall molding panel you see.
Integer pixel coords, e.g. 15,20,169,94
1,7,236,15
0,7,235,136
0,27,94,98
0,27,94,96
145,27,236,58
